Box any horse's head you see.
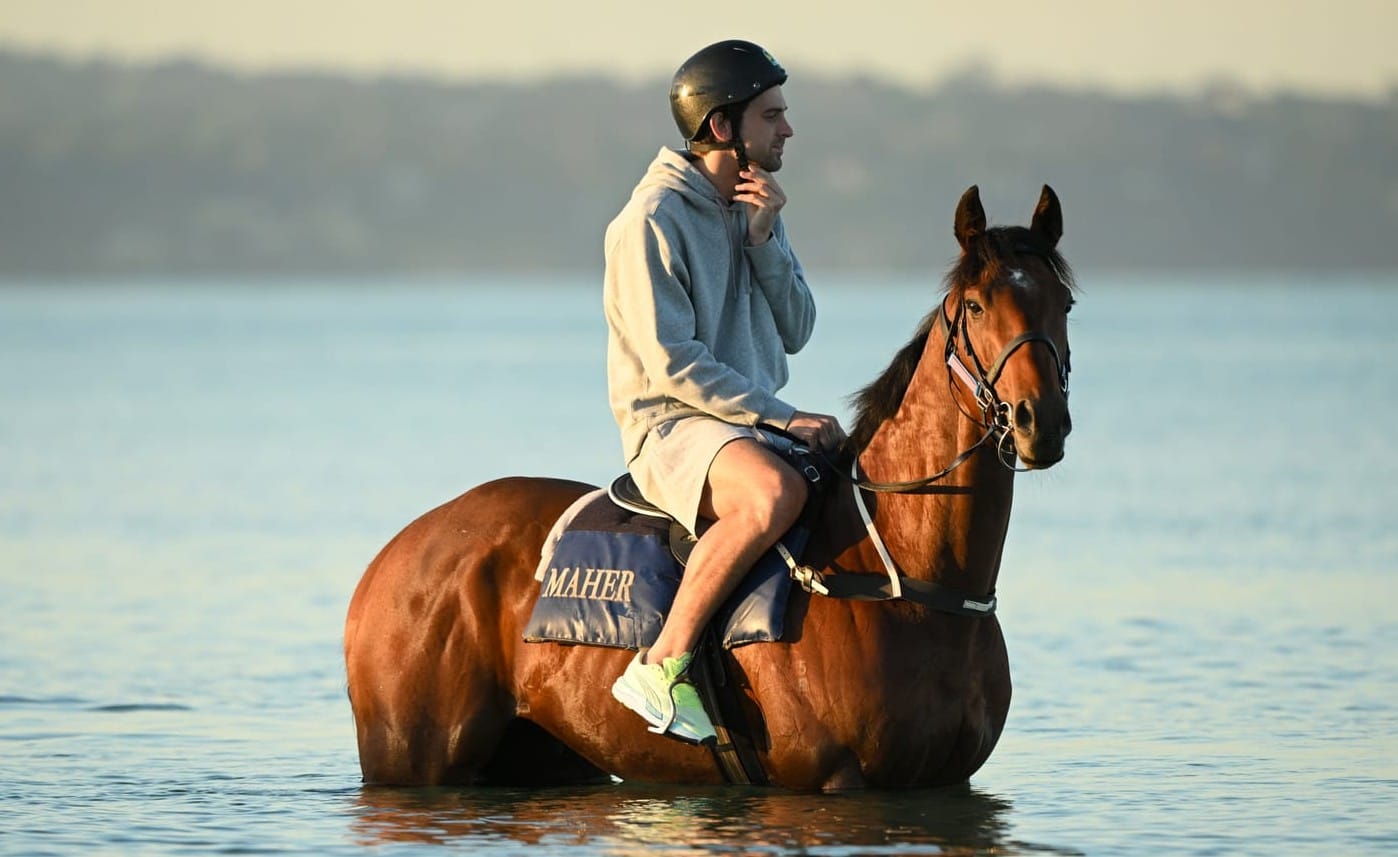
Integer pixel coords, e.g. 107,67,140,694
945,185,1074,469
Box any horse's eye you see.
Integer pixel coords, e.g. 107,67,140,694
966,299,985,317
1065,299,1075,315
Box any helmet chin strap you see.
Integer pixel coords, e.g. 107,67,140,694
685,108,749,171
685,139,748,171
730,111,749,172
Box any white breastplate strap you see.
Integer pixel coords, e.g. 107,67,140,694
851,459,903,599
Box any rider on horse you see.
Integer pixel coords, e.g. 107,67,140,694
602,40,846,743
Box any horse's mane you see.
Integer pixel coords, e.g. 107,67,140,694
844,226,1075,455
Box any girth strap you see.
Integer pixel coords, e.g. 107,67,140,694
795,570,997,616
693,633,768,785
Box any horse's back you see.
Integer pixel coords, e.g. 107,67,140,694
344,476,592,784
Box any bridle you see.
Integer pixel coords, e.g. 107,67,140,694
781,273,1072,612
830,286,1070,609
853,291,1070,494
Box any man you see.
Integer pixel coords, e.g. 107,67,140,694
603,40,845,744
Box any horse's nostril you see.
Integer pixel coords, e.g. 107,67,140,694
1014,400,1035,433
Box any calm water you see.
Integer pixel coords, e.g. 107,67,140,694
1,274,1395,855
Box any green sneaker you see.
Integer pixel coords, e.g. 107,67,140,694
611,650,717,745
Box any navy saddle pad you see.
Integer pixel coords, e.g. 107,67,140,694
524,488,802,651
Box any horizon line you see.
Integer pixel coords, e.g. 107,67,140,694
4,41,1396,105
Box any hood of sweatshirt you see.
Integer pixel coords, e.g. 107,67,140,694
631,147,730,213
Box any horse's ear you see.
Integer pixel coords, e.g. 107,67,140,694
1031,184,1063,248
954,185,986,251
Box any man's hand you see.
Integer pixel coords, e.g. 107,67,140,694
736,167,786,246
785,411,847,452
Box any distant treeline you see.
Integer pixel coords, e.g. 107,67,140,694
2,49,1395,277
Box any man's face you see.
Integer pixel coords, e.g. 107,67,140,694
739,86,794,172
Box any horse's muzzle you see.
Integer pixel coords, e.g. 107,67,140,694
1011,396,1071,469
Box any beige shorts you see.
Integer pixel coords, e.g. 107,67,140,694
628,416,791,534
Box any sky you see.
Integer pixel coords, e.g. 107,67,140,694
2,0,1396,99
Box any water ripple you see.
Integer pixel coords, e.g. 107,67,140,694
87,703,194,713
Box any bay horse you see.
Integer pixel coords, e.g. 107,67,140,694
344,185,1075,791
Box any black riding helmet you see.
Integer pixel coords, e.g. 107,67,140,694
670,40,788,143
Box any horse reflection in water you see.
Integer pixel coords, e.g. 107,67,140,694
344,185,1076,791
350,784,1021,854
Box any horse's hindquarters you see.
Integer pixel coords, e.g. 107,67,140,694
343,476,594,786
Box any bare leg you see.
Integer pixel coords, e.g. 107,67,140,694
645,438,807,663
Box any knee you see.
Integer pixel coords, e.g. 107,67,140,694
744,465,808,535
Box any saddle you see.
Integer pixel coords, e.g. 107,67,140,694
607,472,700,566
524,439,834,652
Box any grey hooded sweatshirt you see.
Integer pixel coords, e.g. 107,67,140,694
604,147,816,464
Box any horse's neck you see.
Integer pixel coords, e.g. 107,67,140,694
855,330,1014,595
